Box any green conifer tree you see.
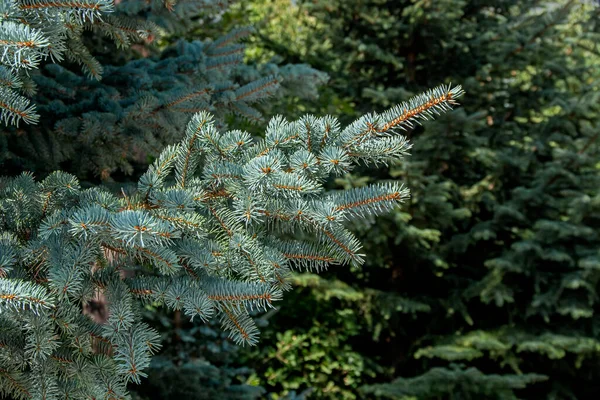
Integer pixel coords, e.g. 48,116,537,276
233,0,600,398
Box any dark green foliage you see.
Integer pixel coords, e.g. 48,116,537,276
130,307,312,400
235,0,600,398
130,315,265,400
132,356,264,400
361,365,546,400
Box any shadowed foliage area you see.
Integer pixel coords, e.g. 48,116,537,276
224,0,600,399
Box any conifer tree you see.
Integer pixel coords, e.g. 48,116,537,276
234,0,600,398
0,0,326,179
0,0,114,126
0,85,463,399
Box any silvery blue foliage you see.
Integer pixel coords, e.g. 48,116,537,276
0,85,462,398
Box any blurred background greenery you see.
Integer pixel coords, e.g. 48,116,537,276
130,0,600,399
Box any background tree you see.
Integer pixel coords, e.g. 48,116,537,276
0,0,326,181
227,0,600,398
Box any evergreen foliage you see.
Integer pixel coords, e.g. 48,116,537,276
233,0,600,398
0,0,113,125
0,0,242,126
0,0,326,180
129,308,268,400
241,273,430,400
361,365,546,400
0,85,463,399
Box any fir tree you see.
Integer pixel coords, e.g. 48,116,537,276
0,0,326,180
234,0,600,398
0,85,463,399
